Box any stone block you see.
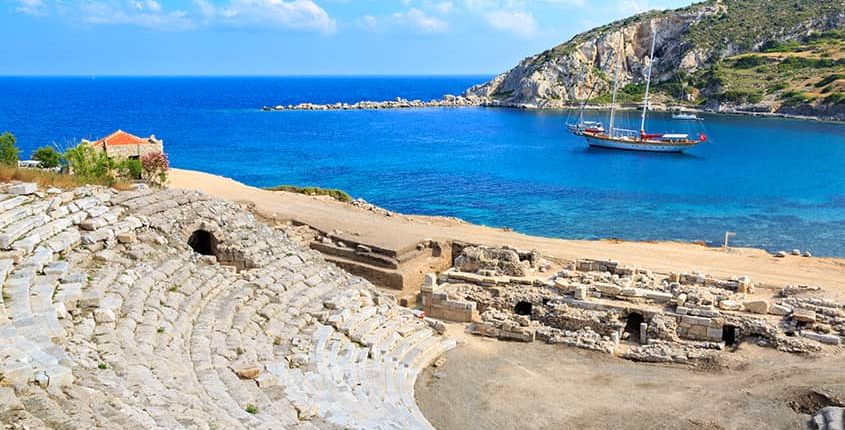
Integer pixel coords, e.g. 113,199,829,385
594,282,623,296
743,300,770,315
792,309,817,323
644,290,673,303
718,300,743,311
234,366,261,380
769,304,792,316
8,183,37,195
574,285,588,300
803,331,841,345
706,327,724,340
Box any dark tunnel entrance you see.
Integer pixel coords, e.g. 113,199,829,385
188,230,218,257
514,301,533,316
624,312,644,340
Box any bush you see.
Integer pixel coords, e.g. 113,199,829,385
119,158,142,180
267,185,352,202
31,146,63,169
720,90,764,104
780,91,812,106
140,152,169,187
733,55,767,69
0,132,20,167
64,142,117,183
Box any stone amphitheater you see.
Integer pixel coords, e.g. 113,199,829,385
0,182,454,430
1,181,843,430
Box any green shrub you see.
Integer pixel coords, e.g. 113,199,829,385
245,404,258,414
0,132,20,167
823,93,845,105
815,74,843,88
267,185,352,202
733,55,767,69
720,90,764,104
31,146,63,169
64,143,117,183
119,158,142,180
780,91,812,106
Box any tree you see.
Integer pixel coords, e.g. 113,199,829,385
140,152,169,187
31,146,63,169
0,132,20,167
64,142,117,182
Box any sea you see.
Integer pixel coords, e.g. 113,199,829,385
1,76,844,256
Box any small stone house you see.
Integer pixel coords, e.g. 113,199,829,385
86,130,164,160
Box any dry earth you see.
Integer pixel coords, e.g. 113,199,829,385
415,328,845,430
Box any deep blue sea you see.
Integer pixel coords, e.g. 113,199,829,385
2,77,845,255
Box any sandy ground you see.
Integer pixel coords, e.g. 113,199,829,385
169,168,845,295
415,329,845,430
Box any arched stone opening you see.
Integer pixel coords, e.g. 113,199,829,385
722,325,738,346
624,312,644,337
188,229,218,257
514,301,533,316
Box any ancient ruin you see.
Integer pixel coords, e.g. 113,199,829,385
0,183,452,429
0,182,842,429
423,244,844,365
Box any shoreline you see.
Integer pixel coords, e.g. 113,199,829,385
168,168,845,294
260,98,845,124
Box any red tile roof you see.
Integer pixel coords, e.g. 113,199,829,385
93,130,152,147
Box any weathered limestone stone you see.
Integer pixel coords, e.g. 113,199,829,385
8,182,37,195
719,300,743,311
803,331,841,345
743,300,770,314
793,308,817,323
234,366,261,379
93,308,116,323
769,304,792,316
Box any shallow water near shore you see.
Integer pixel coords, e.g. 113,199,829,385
2,77,845,255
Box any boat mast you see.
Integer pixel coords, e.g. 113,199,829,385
640,22,657,134
608,56,620,137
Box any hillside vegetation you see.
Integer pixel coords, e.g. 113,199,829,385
464,0,845,120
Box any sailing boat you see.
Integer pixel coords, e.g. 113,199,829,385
583,23,706,153
565,67,605,136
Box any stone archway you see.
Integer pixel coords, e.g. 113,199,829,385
624,312,644,341
514,301,533,316
188,229,218,257
722,325,738,346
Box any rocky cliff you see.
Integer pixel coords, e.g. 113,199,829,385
464,0,844,119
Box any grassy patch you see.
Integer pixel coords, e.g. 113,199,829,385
266,185,352,203
0,166,133,190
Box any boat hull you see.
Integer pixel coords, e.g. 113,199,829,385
585,135,696,153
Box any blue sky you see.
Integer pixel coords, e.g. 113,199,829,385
4,0,695,75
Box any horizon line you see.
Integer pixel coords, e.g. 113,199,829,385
0,74,497,78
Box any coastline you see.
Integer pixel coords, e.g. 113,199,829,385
261,97,845,124
169,168,845,294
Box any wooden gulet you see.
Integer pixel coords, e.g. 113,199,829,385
581,23,707,153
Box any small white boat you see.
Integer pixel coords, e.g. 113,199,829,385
672,112,702,121
566,120,605,136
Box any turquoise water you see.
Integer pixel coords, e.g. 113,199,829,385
2,77,844,255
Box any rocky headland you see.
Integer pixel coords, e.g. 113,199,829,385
263,0,844,121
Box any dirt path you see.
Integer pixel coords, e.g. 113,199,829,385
169,168,845,294
415,332,845,430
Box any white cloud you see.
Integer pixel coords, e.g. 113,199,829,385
204,0,337,32
16,0,47,16
78,1,194,30
16,0,336,33
392,7,448,32
357,14,378,30
484,9,536,37
433,1,454,14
